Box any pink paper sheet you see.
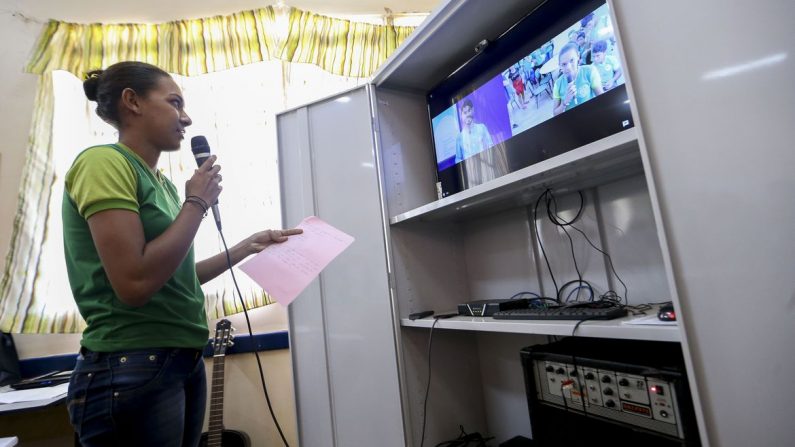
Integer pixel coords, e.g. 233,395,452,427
238,216,355,306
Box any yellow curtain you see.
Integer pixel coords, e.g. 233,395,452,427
24,6,414,79
25,8,280,77
0,6,416,333
281,8,416,78
0,73,62,332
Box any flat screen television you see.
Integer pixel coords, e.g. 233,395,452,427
429,0,634,197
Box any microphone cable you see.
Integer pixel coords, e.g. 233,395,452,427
217,224,291,447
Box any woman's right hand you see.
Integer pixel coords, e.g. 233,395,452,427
185,155,222,205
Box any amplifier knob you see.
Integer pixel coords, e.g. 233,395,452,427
585,373,595,380
605,400,616,408
618,378,630,386
556,368,565,375
601,375,612,383
660,410,669,418
603,387,614,396
545,365,554,372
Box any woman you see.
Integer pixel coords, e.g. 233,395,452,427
63,61,301,446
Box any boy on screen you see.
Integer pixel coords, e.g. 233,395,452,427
455,99,494,163
591,40,623,91
552,42,604,116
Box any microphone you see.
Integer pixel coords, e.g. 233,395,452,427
190,135,222,230
565,72,577,106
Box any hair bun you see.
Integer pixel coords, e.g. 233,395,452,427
83,70,103,101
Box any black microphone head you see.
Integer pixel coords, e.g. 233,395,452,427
191,135,211,166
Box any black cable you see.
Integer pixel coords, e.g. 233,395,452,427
565,223,629,305
434,425,493,447
558,279,594,303
219,228,290,447
569,353,591,431
625,300,672,316
546,191,585,302
507,291,541,300
546,190,585,227
533,190,559,301
570,315,605,338
420,318,440,447
565,285,594,302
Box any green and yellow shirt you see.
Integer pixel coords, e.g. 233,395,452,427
62,143,208,352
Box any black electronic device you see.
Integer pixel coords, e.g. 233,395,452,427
409,310,435,320
658,303,676,321
428,0,633,197
521,338,701,446
494,305,627,321
458,298,530,317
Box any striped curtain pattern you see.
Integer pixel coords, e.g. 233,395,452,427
0,6,416,333
0,73,62,332
25,8,280,77
24,6,414,79
281,8,416,78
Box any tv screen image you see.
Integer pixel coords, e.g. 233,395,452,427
429,1,632,197
502,3,623,136
432,76,513,172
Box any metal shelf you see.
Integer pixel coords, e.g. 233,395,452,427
400,311,680,343
390,128,642,225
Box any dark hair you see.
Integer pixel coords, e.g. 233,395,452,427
558,42,580,61
576,31,586,40
83,61,170,126
581,13,594,27
592,40,608,54
462,99,474,110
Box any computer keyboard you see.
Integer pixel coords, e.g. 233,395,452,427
492,306,627,321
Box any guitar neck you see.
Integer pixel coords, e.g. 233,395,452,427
207,354,226,445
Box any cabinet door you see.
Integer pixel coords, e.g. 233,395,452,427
613,1,795,446
278,86,405,447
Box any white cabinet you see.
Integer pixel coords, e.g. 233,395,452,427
280,1,794,446
279,87,406,447
612,2,795,446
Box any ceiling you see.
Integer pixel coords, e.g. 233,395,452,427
1,0,439,23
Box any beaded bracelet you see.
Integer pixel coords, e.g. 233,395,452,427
184,196,209,216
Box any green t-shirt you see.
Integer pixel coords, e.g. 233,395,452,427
594,55,621,87
553,65,602,111
63,143,208,352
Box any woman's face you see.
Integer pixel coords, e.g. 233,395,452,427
137,76,192,151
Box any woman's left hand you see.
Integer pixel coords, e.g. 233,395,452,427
241,228,303,255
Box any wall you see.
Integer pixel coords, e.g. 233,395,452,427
203,305,298,447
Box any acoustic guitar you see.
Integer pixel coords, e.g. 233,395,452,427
199,319,251,447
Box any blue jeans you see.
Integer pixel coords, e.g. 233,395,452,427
67,347,207,447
